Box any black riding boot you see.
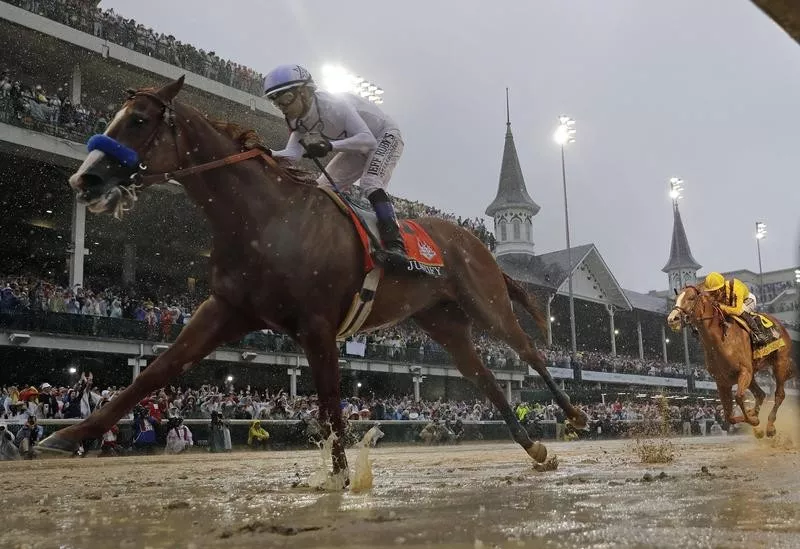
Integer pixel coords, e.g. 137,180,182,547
368,189,409,268
742,312,766,345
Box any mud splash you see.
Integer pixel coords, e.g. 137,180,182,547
350,425,384,492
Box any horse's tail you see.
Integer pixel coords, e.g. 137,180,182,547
502,273,547,339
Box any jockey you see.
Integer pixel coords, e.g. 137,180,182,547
262,64,409,268
703,272,768,345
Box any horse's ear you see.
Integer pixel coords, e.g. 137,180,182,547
157,75,185,103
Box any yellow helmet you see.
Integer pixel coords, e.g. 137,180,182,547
704,272,725,291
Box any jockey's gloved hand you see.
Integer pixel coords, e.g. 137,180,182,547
300,137,332,159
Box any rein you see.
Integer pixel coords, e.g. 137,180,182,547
136,148,274,186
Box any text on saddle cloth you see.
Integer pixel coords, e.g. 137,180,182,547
399,220,445,276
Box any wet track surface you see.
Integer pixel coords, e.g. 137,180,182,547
1,435,799,549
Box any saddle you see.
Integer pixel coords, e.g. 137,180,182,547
318,187,446,340
729,313,785,360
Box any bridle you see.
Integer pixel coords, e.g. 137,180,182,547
101,90,283,216
131,90,284,186
671,285,724,332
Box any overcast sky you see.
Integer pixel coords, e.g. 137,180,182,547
101,0,799,293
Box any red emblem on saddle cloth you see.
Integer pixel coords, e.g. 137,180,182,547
400,220,444,268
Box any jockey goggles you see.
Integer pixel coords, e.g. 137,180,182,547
268,89,299,109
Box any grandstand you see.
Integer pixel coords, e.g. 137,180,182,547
0,0,796,407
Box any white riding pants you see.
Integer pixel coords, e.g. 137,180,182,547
743,293,757,314
317,130,404,196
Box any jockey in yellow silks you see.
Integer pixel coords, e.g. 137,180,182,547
703,272,768,345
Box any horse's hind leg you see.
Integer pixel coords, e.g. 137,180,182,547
454,279,585,427
412,304,547,463
766,349,793,437
747,375,766,422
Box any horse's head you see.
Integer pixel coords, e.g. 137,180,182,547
68,77,186,217
667,285,711,332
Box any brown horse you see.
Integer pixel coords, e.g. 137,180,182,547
39,77,586,478
667,285,795,437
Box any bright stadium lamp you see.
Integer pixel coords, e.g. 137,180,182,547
554,115,576,146
755,221,767,240
69,367,77,374
321,64,356,94
226,375,234,382
669,177,683,202
320,64,386,104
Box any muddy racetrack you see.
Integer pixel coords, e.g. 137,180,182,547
2,434,799,549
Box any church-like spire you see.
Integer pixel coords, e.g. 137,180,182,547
485,89,540,217
662,204,701,273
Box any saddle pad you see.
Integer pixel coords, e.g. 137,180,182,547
730,315,786,360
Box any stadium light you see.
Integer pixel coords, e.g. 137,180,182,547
320,64,384,104
665,338,670,344
226,375,234,382
614,329,619,335
550,316,556,322
554,115,577,355
554,115,576,145
755,221,766,304
68,367,77,374
668,177,683,203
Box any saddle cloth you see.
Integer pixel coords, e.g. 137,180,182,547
322,189,446,276
730,313,785,360
318,188,446,340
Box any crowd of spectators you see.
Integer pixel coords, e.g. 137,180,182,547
1,377,736,428
0,70,108,142
393,197,496,251
5,0,264,95
0,274,196,340
544,347,714,381
0,272,720,377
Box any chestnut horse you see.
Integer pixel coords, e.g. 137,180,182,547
667,285,795,437
39,77,586,479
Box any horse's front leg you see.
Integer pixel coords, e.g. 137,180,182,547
717,381,746,427
734,367,759,426
299,316,349,486
40,296,251,454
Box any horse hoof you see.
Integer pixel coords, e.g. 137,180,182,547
766,427,776,438
569,413,589,431
752,428,765,439
526,442,548,463
37,435,80,456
